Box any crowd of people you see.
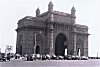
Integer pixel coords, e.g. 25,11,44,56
21,54,88,61
0,53,88,62
0,53,12,61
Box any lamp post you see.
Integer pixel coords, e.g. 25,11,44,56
34,31,41,54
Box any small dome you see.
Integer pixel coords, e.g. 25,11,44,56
71,6,76,11
36,7,40,13
48,1,53,6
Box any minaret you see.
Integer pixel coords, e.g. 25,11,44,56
71,6,76,16
36,7,40,17
48,1,54,56
48,1,53,12
71,6,76,24
48,1,54,21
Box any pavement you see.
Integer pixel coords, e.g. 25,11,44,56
0,58,100,67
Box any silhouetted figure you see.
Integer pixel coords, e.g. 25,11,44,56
7,53,11,61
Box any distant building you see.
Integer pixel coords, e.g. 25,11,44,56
5,45,13,54
16,1,89,57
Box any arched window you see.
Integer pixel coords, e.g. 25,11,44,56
36,34,43,42
18,35,23,45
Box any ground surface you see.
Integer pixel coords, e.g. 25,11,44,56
0,59,100,67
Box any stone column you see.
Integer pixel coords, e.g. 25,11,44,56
73,28,77,56
84,36,88,57
48,13,54,56
49,30,54,56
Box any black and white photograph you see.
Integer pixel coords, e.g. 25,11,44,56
0,0,100,67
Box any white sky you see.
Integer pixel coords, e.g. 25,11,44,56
0,0,100,57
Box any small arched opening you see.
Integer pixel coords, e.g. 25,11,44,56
76,39,84,56
36,46,40,54
34,34,43,54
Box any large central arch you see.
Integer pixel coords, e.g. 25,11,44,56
55,33,67,56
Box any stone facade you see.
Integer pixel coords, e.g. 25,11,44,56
16,1,89,57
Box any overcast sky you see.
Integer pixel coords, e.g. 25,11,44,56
0,0,100,57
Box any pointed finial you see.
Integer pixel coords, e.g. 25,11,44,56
36,7,40,17
48,1,53,6
71,5,76,11
36,7,40,11
37,7,39,9
48,1,53,12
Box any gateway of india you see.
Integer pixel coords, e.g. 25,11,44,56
16,1,89,57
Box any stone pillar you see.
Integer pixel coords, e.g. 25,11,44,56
84,36,88,57
73,28,77,56
49,30,54,56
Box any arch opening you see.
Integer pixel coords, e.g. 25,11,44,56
36,46,40,54
35,34,43,54
76,39,84,56
55,33,67,56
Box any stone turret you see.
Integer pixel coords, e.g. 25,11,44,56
48,1,53,12
71,6,76,16
48,1,54,22
71,6,76,24
36,7,40,17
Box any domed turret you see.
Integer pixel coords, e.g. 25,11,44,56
48,1,53,12
71,6,76,24
71,6,76,11
71,6,76,16
36,7,40,17
48,1,53,6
